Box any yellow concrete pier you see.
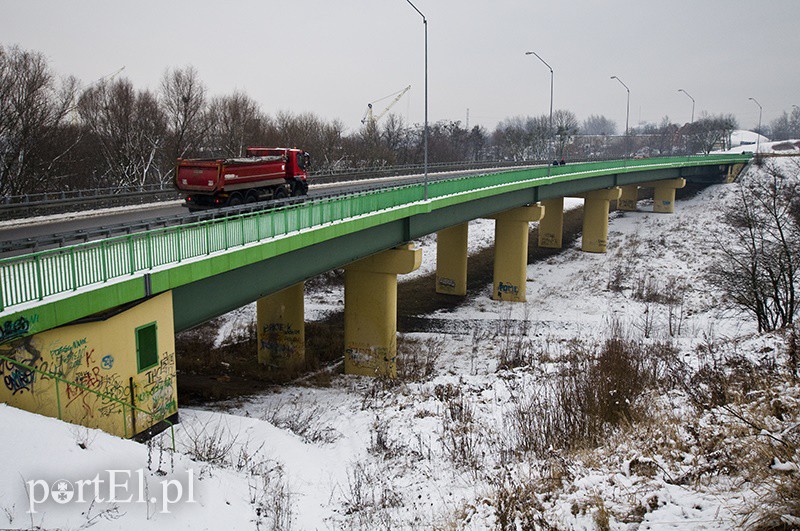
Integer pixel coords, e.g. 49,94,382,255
344,244,421,377
491,204,545,301
436,223,468,296
577,188,622,253
538,197,564,249
651,178,686,213
257,282,306,373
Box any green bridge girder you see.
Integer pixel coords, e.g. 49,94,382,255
0,155,750,337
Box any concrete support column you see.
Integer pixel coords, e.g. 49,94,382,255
577,188,622,253
538,197,564,249
436,223,468,296
618,185,639,211
257,282,306,372
491,204,545,302
344,244,421,377
727,163,745,183
651,178,686,213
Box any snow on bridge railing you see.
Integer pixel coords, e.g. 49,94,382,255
0,155,751,313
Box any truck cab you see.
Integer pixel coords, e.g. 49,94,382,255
246,148,311,181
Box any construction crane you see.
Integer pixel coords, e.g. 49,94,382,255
361,85,411,127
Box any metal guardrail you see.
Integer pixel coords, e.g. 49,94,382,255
0,182,176,206
0,183,181,220
309,159,544,183
0,155,751,313
0,152,761,219
0,352,175,446
0,166,501,254
0,160,543,220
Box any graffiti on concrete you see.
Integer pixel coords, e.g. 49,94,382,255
259,322,303,361
345,343,394,372
437,277,456,289
0,316,32,344
101,355,114,370
49,338,89,379
136,351,177,422
497,282,520,298
0,338,42,395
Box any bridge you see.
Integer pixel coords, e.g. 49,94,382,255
0,154,750,438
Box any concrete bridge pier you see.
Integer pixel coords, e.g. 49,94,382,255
257,282,306,373
490,204,545,301
436,222,468,296
651,178,686,213
618,185,640,211
343,244,421,377
576,187,622,253
538,197,564,249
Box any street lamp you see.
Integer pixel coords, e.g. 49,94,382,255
404,0,428,200
611,76,630,157
678,89,695,124
525,51,553,175
748,97,763,154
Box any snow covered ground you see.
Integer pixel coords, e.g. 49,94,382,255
1,158,798,530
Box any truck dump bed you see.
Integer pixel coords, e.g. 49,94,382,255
176,156,286,193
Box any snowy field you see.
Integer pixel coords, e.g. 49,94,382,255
1,155,799,530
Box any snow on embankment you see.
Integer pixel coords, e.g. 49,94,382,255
0,404,277,529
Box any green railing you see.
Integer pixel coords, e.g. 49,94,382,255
0,352,176,448
0,155,750,313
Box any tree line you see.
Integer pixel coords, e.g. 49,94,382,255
0,44,788,196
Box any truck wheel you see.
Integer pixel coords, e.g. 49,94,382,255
245,191,259,203
273,186,288,200
228,193,244,207
291,180,308,196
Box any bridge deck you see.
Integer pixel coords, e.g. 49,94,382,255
0,155,750,338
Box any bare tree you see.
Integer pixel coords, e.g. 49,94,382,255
204,92,265,157
553,109,578,159
160,65,207,164
686,113,738,154
0,45,79,195
582,115,617,136
710,160,800,332
770,108,800,141
78,78,167,186
492,115,549,161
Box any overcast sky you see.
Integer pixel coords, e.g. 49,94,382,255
2,0,798,134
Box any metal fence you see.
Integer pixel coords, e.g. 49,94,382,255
0,155,750,313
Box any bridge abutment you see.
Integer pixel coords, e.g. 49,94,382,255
0,292,177,439
257,282,306,374
436,223,469,296
490,204,545,301
576,187,622,253
343,244,421,377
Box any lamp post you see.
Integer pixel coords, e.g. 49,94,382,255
748,97,763,155
678,88,695,124
525,51,553,176
611,76,630,157
404,0,428,200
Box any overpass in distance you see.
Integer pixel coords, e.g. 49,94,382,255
0,154,751,438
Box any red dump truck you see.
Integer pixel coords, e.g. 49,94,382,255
175,147,310,210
